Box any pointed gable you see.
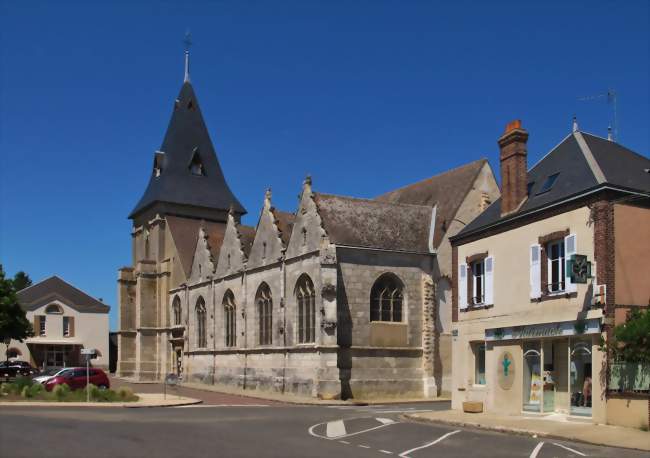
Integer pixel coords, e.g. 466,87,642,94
247,191,293,268
165,216,203,280
130,81,246,221
286,177,329,258
189,222,226,282
215,212,255,278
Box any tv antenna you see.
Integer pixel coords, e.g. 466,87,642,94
577,89,618,141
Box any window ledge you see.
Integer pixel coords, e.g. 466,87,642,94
369,321,407,326
461,304,494,312
531,292,577,303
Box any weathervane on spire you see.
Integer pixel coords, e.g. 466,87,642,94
183,30,192,83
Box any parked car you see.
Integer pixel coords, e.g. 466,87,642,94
44,367,110,391
33,367,74,384
0,360,36,379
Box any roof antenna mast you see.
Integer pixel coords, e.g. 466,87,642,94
183,30,192,83
577,89,618,141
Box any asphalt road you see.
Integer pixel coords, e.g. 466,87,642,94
0,399,646,457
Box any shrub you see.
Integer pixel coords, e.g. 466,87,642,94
13,376,33,392
85,383,100,401
28,383,45,398
52,383,70,401
0,383,10,395
117,386,134,400
21,386,30,398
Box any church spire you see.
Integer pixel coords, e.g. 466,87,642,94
183,31,192,83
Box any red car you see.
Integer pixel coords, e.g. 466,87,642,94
44,367,110,391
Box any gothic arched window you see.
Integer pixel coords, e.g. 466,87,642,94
370,273,404,322
172,295,182,326
256,283,273,345
295,274,315,344
223,290,236,347
195,296,207,348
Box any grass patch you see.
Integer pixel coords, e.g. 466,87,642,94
0,378,138,403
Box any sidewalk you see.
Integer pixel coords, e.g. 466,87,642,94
0,393,202,408
180,381,451,406
404,409,650,452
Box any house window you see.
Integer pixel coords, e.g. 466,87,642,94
471,260,485,305
39,316,46,336
547,240,565,293
63,317,71,337
172,296,182,326
196,297,207,348
474,343,486,385
45,304,62,314
256,283,273,345
223,290,236,347
370,273,404,322
537,172,560,195
295,274,315,344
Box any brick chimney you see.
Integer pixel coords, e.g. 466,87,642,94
498,120,529,216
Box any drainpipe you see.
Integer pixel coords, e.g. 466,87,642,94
243,268,248,390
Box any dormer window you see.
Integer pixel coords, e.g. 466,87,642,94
537,173,559,195
153,151,165,177
188,148,205,176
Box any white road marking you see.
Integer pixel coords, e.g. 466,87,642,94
308,418,399,440
173,404,269,408
326,420,347,438
552,443,587,456
530,442,545,458
398,429,461,457
376,417,395,425
339,440,350,445
379,450,394,455
374,409,433,414
358,445,371,449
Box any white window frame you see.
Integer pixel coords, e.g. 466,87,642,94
39,316,46,336
63,317,70,337
471,260,485,305
546,239,565,293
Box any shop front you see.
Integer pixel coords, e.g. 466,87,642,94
26,340,82,370
486,319,603,419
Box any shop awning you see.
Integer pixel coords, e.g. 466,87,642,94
26,338,81,345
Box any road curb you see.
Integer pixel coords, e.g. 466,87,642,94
0,396,203,409
401,413,650,452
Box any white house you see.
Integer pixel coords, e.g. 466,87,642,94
6,276,110,370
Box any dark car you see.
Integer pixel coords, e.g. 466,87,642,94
0,360,35,379
44,367,110,391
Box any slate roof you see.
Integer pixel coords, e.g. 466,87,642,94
238,225,256,258
17,276,110,314
130,81,246,219
314,193,433,253
455,131,650,240
375,159,488,248
203,222,228,265
271,209,295,247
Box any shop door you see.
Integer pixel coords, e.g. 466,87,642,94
570,339,592,417
523,342,542,412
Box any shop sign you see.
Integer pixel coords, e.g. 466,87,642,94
497,351,515,390
485,319,600,341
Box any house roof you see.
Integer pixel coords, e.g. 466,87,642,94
375,159,488,248
129,81,246,219
271,208,295,247
17,276,110,314
314,193,433,253
203,222,228,266
455,131,650,240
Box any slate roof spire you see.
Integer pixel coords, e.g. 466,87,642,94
183,31,191,83
129,50,246,222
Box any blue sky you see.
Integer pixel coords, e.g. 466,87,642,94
1,1,648,331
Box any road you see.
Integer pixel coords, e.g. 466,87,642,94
0,388,645,458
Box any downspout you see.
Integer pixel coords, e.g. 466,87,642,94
243,268,248,390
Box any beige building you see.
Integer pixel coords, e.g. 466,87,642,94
115,55,500,399
8,276,110,370
450,120,650,427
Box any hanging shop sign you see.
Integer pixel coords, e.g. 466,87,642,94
485,318,601,341
567,254,591,284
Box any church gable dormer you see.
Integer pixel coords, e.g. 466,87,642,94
214,209,254,277
247,190,294,268
129,50,246,225
286,176,329,258
188,148,205,176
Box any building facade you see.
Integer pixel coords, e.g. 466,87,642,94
8,276,110,370
115,59,499,399
450,120,650,427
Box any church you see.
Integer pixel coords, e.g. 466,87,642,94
116,53,499,399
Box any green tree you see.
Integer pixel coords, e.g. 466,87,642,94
0,265,33,353
11,271,32,292
601,308,650,365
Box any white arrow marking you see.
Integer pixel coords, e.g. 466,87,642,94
326,420,347,438
530,442,545,458
399,430,461,457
